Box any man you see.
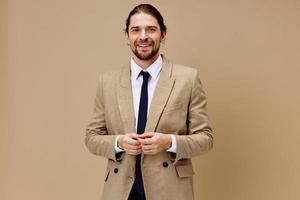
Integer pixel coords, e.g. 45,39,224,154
86,4,213,200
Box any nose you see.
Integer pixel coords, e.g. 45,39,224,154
139,29,148,40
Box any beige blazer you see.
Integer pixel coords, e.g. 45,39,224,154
85,55,213,200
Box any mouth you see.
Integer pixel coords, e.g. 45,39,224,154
137,43,151,47
135,40,153,47
136,43,152,52
139,44,150,47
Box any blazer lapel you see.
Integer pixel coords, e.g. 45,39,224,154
117,64,136,134
145,56,175,132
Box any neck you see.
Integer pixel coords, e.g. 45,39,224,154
133,53,160,69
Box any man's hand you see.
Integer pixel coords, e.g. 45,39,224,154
138,132,172,155
118,133,142,155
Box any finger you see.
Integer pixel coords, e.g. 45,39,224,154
137,137,146,144
141,144,155,151
123,141,140,149
126,144,141,151
142,136,156,145
125,137,141,146
127,140,140,146
128,133,140,139
139,138,152,145
139,132,155,139
126,149,142,155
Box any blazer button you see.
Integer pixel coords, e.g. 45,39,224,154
114,168,118,173
163,162,169,168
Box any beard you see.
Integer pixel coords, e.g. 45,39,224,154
131,39,160,60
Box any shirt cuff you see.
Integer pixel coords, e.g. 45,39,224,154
114,135,125,153
166,135,177,153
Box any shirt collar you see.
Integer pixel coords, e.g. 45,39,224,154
130,55,163,80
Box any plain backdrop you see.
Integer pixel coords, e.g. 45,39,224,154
1,0,300,200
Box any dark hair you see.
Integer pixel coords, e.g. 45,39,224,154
125,4,167,34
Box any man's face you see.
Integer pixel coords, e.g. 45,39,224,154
126,12,165,61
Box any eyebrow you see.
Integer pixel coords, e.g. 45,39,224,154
130,26,158,30
130,26,140,30
147,26,158,29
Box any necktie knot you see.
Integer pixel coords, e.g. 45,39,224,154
139,71,150,82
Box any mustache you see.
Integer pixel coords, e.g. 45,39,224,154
134,39,154,46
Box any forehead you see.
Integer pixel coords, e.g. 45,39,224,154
129,12,160,28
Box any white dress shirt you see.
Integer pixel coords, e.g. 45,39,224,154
115,55,176,153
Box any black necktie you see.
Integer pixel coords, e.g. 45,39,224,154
134,71,150,196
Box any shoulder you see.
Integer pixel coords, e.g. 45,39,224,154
172,64,198,76
170,63,206,91
98,67,125,83
162,55,198,78
171,64,200,82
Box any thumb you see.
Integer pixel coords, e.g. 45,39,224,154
139,132,155,138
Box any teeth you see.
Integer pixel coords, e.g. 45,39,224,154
138,45,150,47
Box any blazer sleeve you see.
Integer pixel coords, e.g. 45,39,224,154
85,74,119,161
173,70,213,164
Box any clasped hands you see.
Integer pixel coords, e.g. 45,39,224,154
118,132,172,155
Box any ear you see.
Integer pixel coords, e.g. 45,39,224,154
160,31,166,43
125,31,130,45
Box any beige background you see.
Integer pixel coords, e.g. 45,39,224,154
1,0,300,200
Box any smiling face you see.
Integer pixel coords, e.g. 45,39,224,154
126,12,166,62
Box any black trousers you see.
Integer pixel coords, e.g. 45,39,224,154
128,186,146,200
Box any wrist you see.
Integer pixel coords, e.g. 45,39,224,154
165,135,172,150
117,135,124,150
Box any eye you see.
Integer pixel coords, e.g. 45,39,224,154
148,27,156,32
130,28,139,33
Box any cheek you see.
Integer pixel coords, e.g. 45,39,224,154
128,36,137,43
130,39,137,47
153,36,162,43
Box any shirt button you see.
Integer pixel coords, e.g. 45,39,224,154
114,168,118,173
163,162,169,168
